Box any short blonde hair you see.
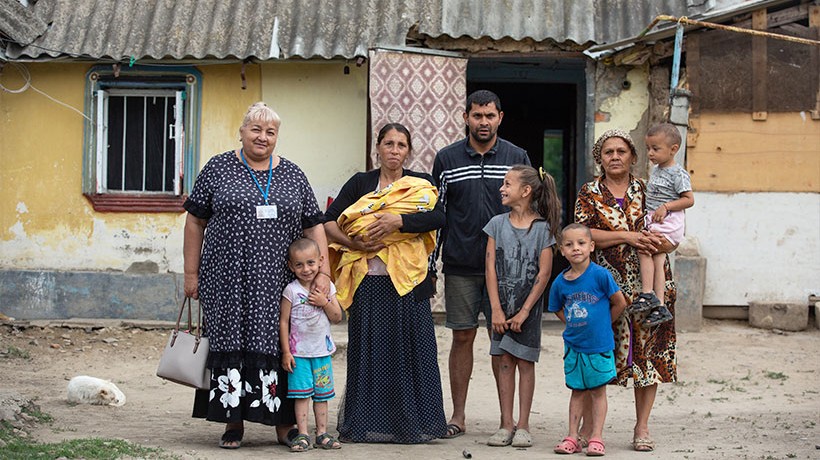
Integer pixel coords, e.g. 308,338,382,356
240,102,281,131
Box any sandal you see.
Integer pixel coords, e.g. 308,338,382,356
644,305,673,326
586,438,605,456
314,432,342,450
554,436,581,454
487,428,514,446
290,433,311,452
630,292,661,313
632,437,655,452
443,423,465,439
219,429,244,449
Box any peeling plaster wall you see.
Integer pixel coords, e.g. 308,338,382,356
590,64,651,177
0,63,262,274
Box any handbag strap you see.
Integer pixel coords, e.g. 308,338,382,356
170,297,203,346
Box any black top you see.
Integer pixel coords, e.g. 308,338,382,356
431,137,530,276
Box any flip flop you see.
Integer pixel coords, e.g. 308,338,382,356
219,429,243,449
487,428,514,447
554,436,581,454
633,437,655,452
443,423,465,439
586,438,605,456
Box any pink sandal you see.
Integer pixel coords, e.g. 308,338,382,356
554,436,582,454
586,438,605,456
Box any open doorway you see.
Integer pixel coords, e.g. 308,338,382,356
467,56,587,282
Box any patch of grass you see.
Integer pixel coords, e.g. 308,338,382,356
21,406,52,423
0,420,176,460
2,346,30,360
707,378,726,385
710,397,729,402
764,371,788,380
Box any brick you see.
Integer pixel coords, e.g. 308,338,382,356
748,302,808,331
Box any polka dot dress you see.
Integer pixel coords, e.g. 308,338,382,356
337,276,447,443
184,150,321,426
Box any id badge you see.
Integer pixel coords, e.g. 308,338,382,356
256,204,278,219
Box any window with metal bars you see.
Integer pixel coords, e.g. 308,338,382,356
83,66,201,212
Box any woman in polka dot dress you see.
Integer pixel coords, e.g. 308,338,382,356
324,123,447,443
183,102,330,449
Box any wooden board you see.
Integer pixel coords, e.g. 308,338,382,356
687,113,820,192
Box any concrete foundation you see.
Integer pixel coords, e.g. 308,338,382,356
0,269,181,321
748,302,808,331
673,237,706,332
674,256,705,332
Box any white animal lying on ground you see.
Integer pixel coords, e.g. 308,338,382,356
66,375,126,406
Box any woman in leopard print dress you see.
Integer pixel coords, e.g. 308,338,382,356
574,129,677,452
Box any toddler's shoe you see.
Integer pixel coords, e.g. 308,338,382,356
630,292,661,313
644,305,673,326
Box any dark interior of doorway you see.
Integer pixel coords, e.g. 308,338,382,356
467,66,582,286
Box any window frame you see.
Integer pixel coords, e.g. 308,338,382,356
82,65,201,212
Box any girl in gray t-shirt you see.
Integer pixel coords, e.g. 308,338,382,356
483,164,559,448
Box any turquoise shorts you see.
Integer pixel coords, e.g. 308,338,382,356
563,345,616,391
287,355,335,401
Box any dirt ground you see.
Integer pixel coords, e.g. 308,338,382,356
1,317,819,459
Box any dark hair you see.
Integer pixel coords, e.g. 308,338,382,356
559,223,592,243
466,90,502,112
509,164,561,243
646,123,681,146
288,237,320,259
376,123,413,152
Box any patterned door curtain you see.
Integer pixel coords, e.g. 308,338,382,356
368,48,467,174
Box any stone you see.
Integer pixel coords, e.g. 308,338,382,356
748,302,808,332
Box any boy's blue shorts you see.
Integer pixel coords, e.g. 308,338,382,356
287,355,335,401
563,345,616,391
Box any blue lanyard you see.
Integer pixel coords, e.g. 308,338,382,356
240,149,272,205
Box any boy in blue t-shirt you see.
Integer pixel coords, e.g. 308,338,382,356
548,223,627,456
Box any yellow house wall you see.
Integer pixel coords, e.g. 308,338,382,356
260,61,368,209
0,62,261,273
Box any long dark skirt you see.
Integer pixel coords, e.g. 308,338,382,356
192,364,296,426
337,275,447,443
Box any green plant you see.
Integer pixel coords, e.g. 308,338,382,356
764,371,788,380
2,346,30,360
0,419,176,460
21,406,52,423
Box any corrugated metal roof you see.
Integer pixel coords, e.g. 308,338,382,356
2,0,725,61
421,0,695,46
0,0,47,45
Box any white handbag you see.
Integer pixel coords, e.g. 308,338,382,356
156,297,211,389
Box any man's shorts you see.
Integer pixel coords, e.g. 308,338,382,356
287,355,335,401
444,274,492,330
563,345,616,391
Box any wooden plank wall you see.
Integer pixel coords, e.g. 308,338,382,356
687,113,820,192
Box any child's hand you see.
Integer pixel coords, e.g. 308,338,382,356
282,352,295,373
652,204,669,222
307,289,329,308
506,310,529,333
491,309,508,334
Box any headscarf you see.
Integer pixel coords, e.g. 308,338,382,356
592,128,638,165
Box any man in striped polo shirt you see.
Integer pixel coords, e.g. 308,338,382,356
432,90,531,439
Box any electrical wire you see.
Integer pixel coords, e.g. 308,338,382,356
0,61,92,121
